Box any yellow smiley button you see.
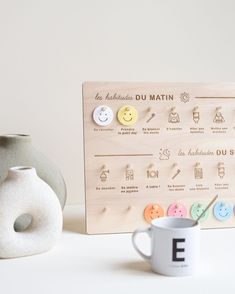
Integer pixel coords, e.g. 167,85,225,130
117,105,138,126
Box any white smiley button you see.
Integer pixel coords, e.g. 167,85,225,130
93,105,113,126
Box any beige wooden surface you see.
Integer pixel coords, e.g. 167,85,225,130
83,82,235,234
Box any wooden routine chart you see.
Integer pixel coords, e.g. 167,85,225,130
83,82,235,234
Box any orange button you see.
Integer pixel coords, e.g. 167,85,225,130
144,203,164,223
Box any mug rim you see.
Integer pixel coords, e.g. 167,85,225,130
151,217,199,230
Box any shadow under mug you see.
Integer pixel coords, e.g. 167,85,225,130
132,217,200,276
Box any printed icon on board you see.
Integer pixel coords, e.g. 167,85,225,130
100,169,109,182
168,107,180,123
218,162,225,179
192,107,200,124
146,113,156,123
125,165,134,181
146,164,158,179
172,169,181,179
93,105,114,126
194,162,203,179
159,148,170,160
146,107,156,123
117,105,138,126
213,107,225,123
180,92,190,103
171,163,181,179
147,169,158,179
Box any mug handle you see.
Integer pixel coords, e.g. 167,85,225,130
132,227,152,262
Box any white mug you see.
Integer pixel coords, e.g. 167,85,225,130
132,217,200,276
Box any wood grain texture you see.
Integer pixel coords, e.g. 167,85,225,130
83,82,235,234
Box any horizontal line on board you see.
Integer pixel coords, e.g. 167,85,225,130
94,154,153,157
195,97,235,99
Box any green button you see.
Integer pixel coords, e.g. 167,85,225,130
190,202,209,222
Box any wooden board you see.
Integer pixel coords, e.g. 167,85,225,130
83,82,235,234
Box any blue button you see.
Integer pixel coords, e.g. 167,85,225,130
213,201,232,221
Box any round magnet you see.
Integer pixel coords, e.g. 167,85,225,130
167,203,187,217
213,201,232,221
144,203,164,223
190,202,209,222
93,105,113,126
117,105,138,126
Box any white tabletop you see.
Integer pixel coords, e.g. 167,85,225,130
1,204,235,294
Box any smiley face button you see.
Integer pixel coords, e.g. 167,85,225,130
93,105,113,126
213,201,232,221
144,203,164,223
117,105,138,126
167,203,187,218
190,202,209,222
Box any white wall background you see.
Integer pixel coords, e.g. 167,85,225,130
0,0,235,204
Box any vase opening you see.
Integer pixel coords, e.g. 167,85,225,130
10,166,35,172
4,134,30,137
0,134,32,145
8,166,37,178
11,166,33,171
14,214,33,232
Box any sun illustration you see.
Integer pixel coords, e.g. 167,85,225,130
180,92,190,103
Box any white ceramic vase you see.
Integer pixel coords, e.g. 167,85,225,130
0,166,63,258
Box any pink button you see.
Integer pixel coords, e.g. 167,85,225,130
167,203,187,217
